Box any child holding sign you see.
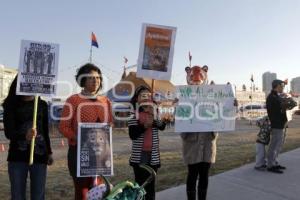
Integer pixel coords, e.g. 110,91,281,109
3,76,53,200
128,85,166,200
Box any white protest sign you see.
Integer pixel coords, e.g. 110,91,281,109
137,23,177,81
175,85,236,132
16,40,59,96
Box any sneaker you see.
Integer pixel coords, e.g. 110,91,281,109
275,165,286,170
254,165,267,171
267,166,284,174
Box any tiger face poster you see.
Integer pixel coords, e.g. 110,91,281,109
137,23,177,81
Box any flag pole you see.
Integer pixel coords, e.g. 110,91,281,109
89,38,93,63
151,79,155,97
189,51,192,68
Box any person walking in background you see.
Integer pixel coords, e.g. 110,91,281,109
266,80,287,174
59,63,113,200
3,76,53,200
254,116,271,171
128,85,166,200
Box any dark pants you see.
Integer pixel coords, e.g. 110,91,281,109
68,146,95,200
8,162,47,200
186,162,211,200
133,151,158,200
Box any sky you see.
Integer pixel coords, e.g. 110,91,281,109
0,0,300,96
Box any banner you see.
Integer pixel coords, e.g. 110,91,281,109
137,23,177,80
77,123,113,177
175,85,236,132
16,40,59,96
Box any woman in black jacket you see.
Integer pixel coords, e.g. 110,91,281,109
3,76,53,200
128,85,166,200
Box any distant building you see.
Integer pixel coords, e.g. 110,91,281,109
262,72,277,93
291,77,300,94
0,65,18,103
236,90,266,106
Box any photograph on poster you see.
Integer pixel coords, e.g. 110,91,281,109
77,123,113,177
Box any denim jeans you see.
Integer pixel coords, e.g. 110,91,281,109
8,162,47,200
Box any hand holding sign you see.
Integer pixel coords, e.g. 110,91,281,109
16,40,59,165
26,128,37,141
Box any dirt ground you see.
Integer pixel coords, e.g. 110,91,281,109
0,117,300,199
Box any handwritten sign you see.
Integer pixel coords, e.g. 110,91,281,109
175,85,236,132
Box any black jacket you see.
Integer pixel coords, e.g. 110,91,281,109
4,99,52,164
266,90,287,129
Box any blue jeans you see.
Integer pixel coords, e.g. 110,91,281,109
8,162,47,200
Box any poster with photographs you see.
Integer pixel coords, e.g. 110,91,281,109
137,23,177,81
77,123,113,177
16,40,59,96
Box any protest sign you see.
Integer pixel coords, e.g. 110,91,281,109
16,40,59,96
77,123,113,177
175,85,236,132
137,23,176,80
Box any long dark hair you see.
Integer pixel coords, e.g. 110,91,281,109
2,75,22,110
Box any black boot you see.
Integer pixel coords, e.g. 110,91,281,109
187,191,196,200
198,189,207,200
